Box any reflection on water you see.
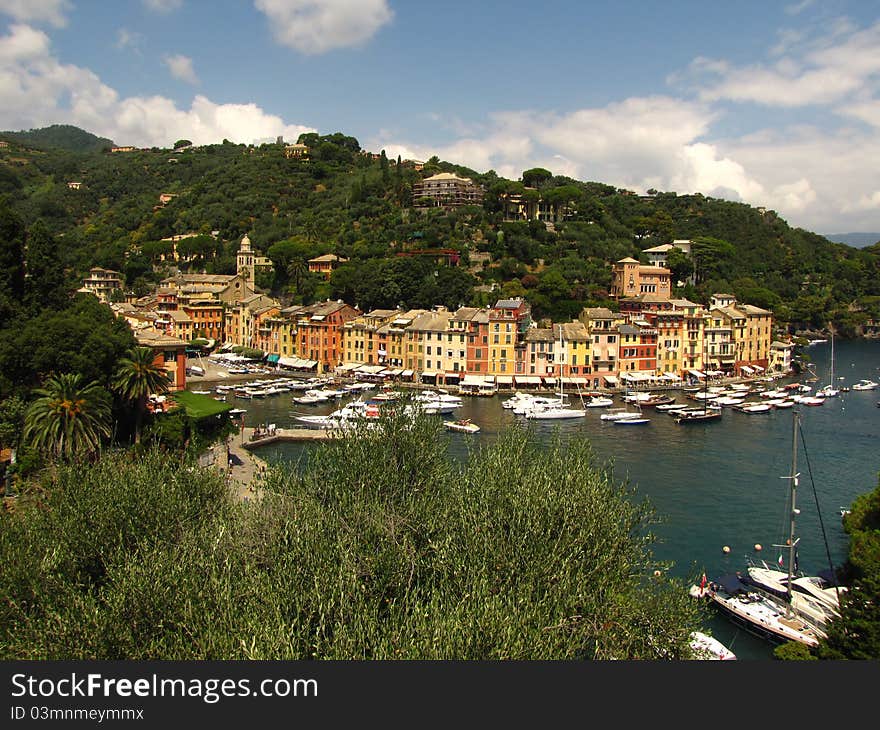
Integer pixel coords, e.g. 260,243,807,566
205,340,880,659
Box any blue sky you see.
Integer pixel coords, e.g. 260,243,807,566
1,0,879,233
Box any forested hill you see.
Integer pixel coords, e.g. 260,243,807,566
0,126,878,335
0,124,114,153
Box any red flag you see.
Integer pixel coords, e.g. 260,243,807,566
700,573,707,590
777,554,784,568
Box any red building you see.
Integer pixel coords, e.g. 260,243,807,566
134,328,188,392
294,300,360,373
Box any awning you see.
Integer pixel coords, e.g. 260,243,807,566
603,375,618,385
266,354,280,363
542,376,557,385
421,371,438,379
514,376,542,385
356,365,386,374
400,369,414,378
496,376,514,385
752,365,765,372
337,362,362,372
561,377,587,385
386,368,403,376
689,369,706,379
662,373,682,381
443,373,460,381
461,375,486,386
279,357,317,369
740,365,754,374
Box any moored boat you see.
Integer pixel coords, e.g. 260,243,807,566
444,418,480,434
688,631,737,660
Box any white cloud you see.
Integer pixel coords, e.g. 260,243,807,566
254,0,393,54
143,0,182,12
163,53,198,84
0,22,51,62
370,89,880,232
115,28,143,52
0,24,314,147
784,0,815,16
0,0,70,27
689,20,880,108
841,190,880,213
838,100,880,128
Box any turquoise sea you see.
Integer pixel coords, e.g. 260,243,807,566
205,339,880,659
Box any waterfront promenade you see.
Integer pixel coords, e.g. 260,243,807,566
219,425,338,502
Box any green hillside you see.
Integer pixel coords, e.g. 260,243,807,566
1,126,878,335
0,124,114,153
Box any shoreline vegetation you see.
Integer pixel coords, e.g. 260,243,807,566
0,414,705,660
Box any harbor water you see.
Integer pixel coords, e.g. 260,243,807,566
204,339,880,659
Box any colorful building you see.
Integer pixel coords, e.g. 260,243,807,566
487,298,531,376
610,258,672,299
342,309,402,366
134,328,187,392
580,307,623,389
294,300,360,373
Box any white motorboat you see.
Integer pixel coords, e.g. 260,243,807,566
293,390,330,405
512,395,565,415
525,405,586,420
584,396,614,408
600,408,644,421
799,396,826,406
444,418,480,434
852,379,878,390
688,631,736,660
737,403,772,414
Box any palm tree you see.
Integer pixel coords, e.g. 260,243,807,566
112,347,170,443
23,373,112,460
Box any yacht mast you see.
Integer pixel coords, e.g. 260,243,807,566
786,410,801,616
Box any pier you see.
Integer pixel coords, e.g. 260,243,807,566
240,425,340,449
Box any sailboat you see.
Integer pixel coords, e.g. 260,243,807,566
525,330,586,420
690,410,828,648
676,343,721,424
817,330,839,398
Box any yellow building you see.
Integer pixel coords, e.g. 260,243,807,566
737,304,773,374
404,309,452,377
654,309,687,377
554,321,591,377
487,298,531,376
342,309,402,366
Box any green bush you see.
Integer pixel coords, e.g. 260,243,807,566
0,416,701,659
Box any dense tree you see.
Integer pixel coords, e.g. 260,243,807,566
23,373,112,461
0,203,26,319
816,476,880,659
522,167,553,188
112,347,170,444
0,294,136,398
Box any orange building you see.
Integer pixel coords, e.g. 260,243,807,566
610,258,671,299
134,328,188,391
295,300,360,372
307,254,348,279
